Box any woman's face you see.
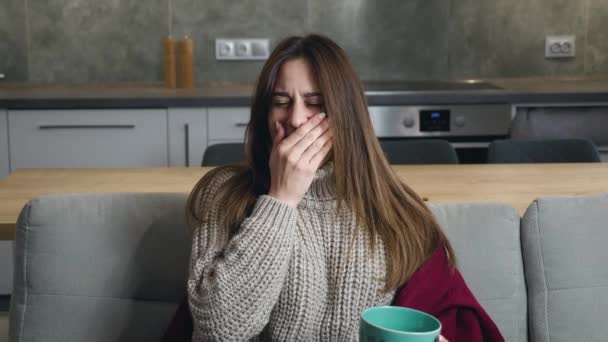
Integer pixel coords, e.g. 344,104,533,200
268,57,326,141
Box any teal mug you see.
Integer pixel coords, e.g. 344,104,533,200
359,306,441,342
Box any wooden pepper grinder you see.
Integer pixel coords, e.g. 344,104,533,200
163,36,177,88
178,36,195,88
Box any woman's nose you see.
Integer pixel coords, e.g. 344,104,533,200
288,101,312,129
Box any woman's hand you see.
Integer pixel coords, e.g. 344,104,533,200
268,112,333,208
437,335,448,342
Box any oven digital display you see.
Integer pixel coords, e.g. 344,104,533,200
419,110,450,132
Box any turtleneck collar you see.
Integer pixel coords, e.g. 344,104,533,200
298,161,338,210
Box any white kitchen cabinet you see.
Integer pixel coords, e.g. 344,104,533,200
0,109,9,179
207,107,250,142
168,108,207,167
8,109,168,170
205,107,249,164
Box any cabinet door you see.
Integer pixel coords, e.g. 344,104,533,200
207,107,250,141
0,109,8,179
168,108,207,167
9,109,168,169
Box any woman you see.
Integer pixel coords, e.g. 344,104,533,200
186,34,455,341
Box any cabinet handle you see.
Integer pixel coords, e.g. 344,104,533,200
184,123,190,166
234,122,248,127
38,124,136,130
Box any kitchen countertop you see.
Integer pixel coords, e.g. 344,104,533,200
1,77,608,109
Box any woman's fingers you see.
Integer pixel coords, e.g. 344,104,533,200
301,128,332,164
267,113,333,208
287,120,330,162
279,112,326,150
308,138,333,168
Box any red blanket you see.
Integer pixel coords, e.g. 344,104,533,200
393,247,505,342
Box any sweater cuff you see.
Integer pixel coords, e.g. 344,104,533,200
250,195,299,228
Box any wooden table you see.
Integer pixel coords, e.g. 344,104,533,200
1,164,607,240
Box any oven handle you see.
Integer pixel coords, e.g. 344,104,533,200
450,142,490,149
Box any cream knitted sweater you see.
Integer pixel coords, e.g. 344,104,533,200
188,164,396,341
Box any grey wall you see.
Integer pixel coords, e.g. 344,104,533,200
1,0,607,83
0,0,28,81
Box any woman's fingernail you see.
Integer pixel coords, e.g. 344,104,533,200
319,112,326,119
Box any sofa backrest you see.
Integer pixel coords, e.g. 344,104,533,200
522,193,608,342
430,203,528,342
9,193,532,341
9,193,191,342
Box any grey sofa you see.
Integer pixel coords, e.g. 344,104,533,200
8,192,608,341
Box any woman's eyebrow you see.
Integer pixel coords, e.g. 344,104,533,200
271,92,322,98
303,92,322,98
271,92,290,98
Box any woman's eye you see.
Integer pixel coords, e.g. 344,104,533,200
273,102,290,108
307,103,323,107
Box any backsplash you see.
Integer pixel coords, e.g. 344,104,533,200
1,0,607,83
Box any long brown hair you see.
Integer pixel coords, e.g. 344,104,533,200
186,34,455,291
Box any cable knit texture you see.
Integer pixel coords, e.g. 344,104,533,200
188,163,395,341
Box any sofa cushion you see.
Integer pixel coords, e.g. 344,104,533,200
9,193,191,342
522,193,608,342
430,203,528,342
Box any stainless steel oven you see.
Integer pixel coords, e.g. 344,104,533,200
369,104,513,163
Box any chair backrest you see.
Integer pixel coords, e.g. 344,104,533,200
522,193,608,342
379,139,459,164
510,106,608,146
9,193,191,342
487,138,601,163
202,143,245,166
430,203,528,342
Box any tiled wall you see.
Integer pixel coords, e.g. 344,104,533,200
1,0,607,83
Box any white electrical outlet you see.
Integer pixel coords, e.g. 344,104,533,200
545,35,576,58
216,40,235,59
235,41,251,57
216,39,270,60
